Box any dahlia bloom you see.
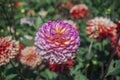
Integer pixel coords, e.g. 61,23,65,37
20,46,41,68
35,20,80,65
86,17,117,40
49,59,75,73
0,36,19,66
70,4,88,19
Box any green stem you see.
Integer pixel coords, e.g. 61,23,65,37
10,61,26,80
101,31,120,79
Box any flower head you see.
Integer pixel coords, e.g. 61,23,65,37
86,17,117,40
0,36,19,66
70,4,88,19
49,59,75,73
35,20,80,65
20,46,41,68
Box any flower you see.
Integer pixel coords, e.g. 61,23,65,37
27,9,35,16
0,36,19,66
63,20,78,29
86,17,117,40
20,46,41,68
20,17,34,26
16,43,25,59
65,3,73,9
24,35,33,40
35,20,80,65
115,21,120,32
116,43,120,58
15,2,23,7
111,39,120,58
38,10,48,18
49,59,75,73
70,4,88,19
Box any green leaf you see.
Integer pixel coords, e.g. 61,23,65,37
35,17,43,29
74,72,88,80
107,60,120,76
40,69,57,80
5,74,17,80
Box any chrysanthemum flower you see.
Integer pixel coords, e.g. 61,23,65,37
70,4,88,19
86,17,117,40
20,46,41,68
0,36,19,66
35,20,80,65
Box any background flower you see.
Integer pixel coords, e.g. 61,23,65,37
20,46,41,68
86,17,117,40
0,36,19,66
70,4,88,19
35,20,80,65
49,59,75,73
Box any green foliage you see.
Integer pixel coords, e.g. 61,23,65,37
107,60,120,76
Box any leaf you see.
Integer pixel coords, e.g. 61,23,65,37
40,69,57,80
74,72,88,80
107,60,120,76
5,74,17,80
35,17,43,29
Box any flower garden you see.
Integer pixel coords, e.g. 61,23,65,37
0,0,120,80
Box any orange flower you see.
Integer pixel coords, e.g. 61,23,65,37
70,4,88,19
20,47,41,68
15,2,22,7
27,9,35,16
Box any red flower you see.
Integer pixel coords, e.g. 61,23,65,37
15,2,22,7
115,21,120,32
70,4,88,19
66,3,73,9
48,59,75,74
16,43,25,59
0,36,19,66
111,39,120,58
86,17,117,41
116,44,120,58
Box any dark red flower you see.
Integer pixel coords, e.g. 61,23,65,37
70,4,88,19
48,60,75,74
115,21,120,32
15,43,24,59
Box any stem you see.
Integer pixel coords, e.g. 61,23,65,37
58,74,62,80
66,72,74,80
101,31,120,79
10,61,26,80
86,40,94,60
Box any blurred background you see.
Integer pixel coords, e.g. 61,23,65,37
0,0,120,80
